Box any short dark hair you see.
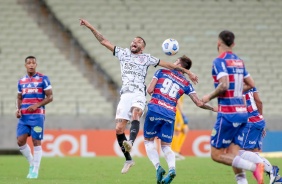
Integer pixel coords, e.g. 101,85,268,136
218,30,235,47
136,36,146,47
25,56,36,63
179,55,192,70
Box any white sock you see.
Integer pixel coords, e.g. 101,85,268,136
19,144,33,166
232,155,256,171
161,145,175,170
235,172,248,184
32,146,42,174
144,141,160,170
239,150,263,164
260,156,272,173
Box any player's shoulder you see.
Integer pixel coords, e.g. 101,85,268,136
18,75,27,82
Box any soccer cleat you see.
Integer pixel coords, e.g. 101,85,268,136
26,166,34,178
28,172,38,179
269,166,280,184
123,140,133,153
121,160,135,174
253,163,264,184
274,177,282,183
156,166,166,184
161,169,176,184
175,152,185,161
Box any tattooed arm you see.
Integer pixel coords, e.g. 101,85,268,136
189,93,216,111
80,19,115,52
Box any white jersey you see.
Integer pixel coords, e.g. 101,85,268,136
114,46,160,95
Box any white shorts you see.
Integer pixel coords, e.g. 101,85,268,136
115,92,147,120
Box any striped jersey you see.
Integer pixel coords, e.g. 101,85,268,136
212,51,249,122
148,69,195,119
17,72,52,119
244,87,264,123
113,46,160,95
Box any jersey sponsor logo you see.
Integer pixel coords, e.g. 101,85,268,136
149,116,173,124
211,128,217,136
162,133,172,139
34,126,43,133
222,139,231,144
145,131,157,135
22,88,39,94
158,100,174,110
249,141,256,145
237,134,244,141
226,59,244,67
236,107,247,112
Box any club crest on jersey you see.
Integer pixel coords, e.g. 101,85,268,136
35,76,40,80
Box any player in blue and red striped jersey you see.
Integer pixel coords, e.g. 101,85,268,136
15,56,53,179
144,55,216,184
202,30,265,184
239,87,280,184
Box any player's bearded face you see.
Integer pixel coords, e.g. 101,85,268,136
130,38,144,54
25,59,37,74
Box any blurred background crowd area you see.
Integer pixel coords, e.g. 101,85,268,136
0,0,281,132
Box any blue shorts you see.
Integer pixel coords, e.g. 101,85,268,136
241,121,265,150
211,115,246,148
17,116,45,140
143,110,174,143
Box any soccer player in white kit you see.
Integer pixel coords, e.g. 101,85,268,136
80,18,198,174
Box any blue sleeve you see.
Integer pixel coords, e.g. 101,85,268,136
243,66,250,78
17,80,22,93
213,58,228,75
154,69,162,79
185,83,195,95
253,87,258,93
43,76,52,90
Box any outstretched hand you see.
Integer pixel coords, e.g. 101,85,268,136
187,72,198,84
79,18,91,27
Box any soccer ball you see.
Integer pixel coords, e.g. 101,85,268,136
162,38,179,56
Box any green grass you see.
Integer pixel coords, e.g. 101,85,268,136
0,156,280,184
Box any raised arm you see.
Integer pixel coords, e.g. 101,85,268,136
189,93,216,111
158,60,198,84
80,18,115,52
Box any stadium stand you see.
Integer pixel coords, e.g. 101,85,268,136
44,0,282,116
0,0,114,116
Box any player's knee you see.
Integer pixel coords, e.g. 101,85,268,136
115,124,125,134
131,107,142,120
17,139,26,146
211,152,221,163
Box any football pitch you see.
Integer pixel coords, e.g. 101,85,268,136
0,156,280,184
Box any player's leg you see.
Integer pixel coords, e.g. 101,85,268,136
116,118,134,174
211,118,264,183
171,110,182,159
144,111,165,183
29,117,44,179
17,122,33,178
159,117,176,184
239,121,279,183
123,93,146,152
115,93,134,169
